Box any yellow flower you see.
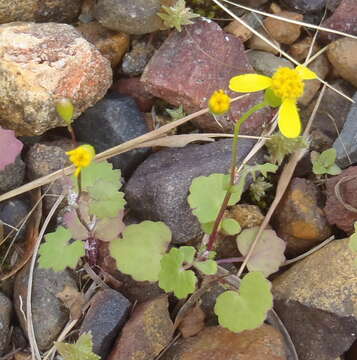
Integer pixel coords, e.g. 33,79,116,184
229,65,317,138
208,89,231,115
66,145,95,177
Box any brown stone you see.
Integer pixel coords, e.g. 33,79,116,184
298,54,329,106
320,0,357,43
247,26,280,55
274,177,332,256
273,238,357,360
0,22,112,135
289,37,319,62
160,325,286,360
327,37,357,88
141,19,271,135
77,21,129,68
108,295,174,360
324,166,357,233
224,20,252,42
229,204,264,229
263,11,303,45
113,77,155,112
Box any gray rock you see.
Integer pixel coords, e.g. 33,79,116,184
280,0,329,12
333,92,357,168
247,50,293,77
80,289,130,359
0,22,112,136
0,292,12,355
94,0,174,35
0,156,25,194
125,139,263,244
0,0,82,23
0,197,30,242
74,92,150,178
14,264,77,351
121,41,155,77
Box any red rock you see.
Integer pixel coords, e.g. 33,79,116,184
160,325,286,360
141,19,271,135
319,0,357,43
0,22,112,136
324,166,357,233
274,177,332,256
113,77,155,112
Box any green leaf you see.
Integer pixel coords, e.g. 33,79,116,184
236,227,286,277
326,164,342,176
88,180,126,218
193,259,217,275
38,226,85,272
214,272,273,332
55,333,100,360
158,247,197,298
110,221,171,282
55,98,74,126
201,221,215,235
264,88,282,108
180,246,196,264
188,174,241,225
166,104,186,120
79,161,121,192
312,148,341,176
221,218,241,235
250,176,272,202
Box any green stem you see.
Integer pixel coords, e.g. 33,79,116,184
206,102,266,252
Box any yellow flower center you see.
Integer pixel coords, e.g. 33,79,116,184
271,67,304,100
66,145,95,176
208,89,231,115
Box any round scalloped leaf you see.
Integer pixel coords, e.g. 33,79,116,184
109,221,171,282
38,226,85,272
236,227,286,277
188,174,241,224
193,259,217,275
158,247,197,299
214,272,273,333
221,218,241,236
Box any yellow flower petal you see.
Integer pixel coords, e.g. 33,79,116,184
278,99,301,138
295,65,317,80
229,74,272,93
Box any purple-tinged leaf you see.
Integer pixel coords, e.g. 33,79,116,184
0,127,23,171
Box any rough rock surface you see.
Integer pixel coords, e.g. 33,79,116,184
74,92,150,178
125,138,263,244
142,19,271,134
0,156,25,194
333,92,357,167
324,166,357,233
320,0,357,43
0,292,12,355
14,264,77,351
274,178,331,256
80,289,130,359
0,22,112,135
0,0,82,23
280,0,330,13
160,325,287,360
108,295,174,360
327,37,357,88
273,238,357,360
94,0,175,35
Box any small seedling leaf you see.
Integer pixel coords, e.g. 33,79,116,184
236,227,286,277
55,333,100,360
110,221,171,282
193,259,217,275
221,218,241,235
38,226,85,272
214,272,273,332
159,247,197,298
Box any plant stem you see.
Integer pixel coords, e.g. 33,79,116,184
206,102,266,252
216,257,244,264
68,125,77,148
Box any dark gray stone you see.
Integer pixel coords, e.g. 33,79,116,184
0,197,30,242
125,139,263,244
333,92,357,168
14,264,77,351
74,92,150,178
280,0,329,12
0,292,12,355
80,289,130,359
0,156,25,194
